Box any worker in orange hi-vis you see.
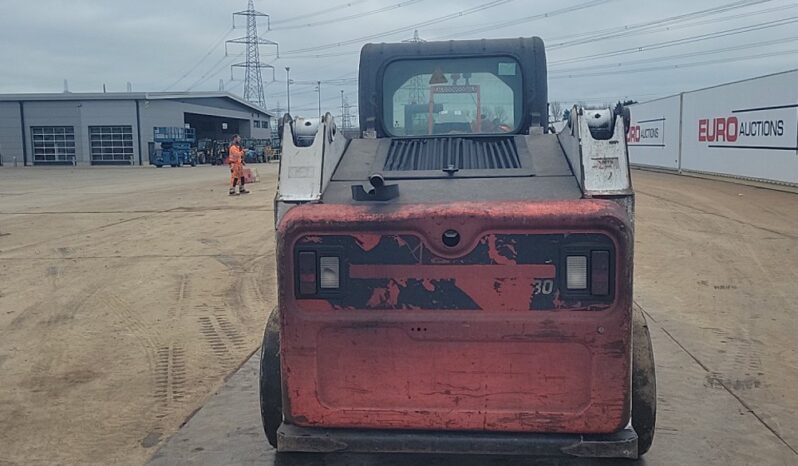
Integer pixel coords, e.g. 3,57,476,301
228,134,249,196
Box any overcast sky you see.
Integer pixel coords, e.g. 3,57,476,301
1,0,796,115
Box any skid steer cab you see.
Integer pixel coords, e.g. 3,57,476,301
262,36,656,460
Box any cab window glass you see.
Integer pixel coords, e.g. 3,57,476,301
383,56,523,136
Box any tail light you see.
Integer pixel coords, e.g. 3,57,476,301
297,251,317,295
591,250,610,296
296,249,342,297
564,250,612,297
295,238,614,303
319,256,340,289
566,256,588,290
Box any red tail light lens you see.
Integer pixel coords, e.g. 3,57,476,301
590,250,610,296
298,251,317,295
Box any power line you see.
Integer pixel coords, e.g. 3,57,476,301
549,15,798,66
431,0,768,42
271,0,373,25
266,0,613,59
163,26,234,91
551,93,668,103
432,0,616,40
550,48,798,80
292,93,350,110
266,71,359,99
277,0,514,55
276,0,784,61
550,34,798,74
547,0,777,50
275,49,362,59
267,81,357,100
220,78,237,92
271,0,428,31
290,78,358,85
186,53,243,91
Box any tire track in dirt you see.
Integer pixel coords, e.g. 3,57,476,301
197,316,236,365
149,272,209,422
103,291,165,422
215,316,247,350
153,345,187,420
104,292,162,360
168,274,191,319
194,253,265,366
103,288,194,425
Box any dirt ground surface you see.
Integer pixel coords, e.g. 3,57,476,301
2,167,798,465
148,169,798,465
0,165,279,465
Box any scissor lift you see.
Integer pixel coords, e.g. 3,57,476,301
150,127,197,168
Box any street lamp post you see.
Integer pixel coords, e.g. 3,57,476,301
285,67,291,115
317,81,322,120
340,90,345,130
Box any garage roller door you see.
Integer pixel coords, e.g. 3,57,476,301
32,126,76,165
90,126,134,165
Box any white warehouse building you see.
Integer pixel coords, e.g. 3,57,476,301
0,92,274,166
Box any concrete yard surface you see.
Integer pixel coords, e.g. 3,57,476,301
149,169,798,465
0,165,278,465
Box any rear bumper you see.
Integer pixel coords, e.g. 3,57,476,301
276,423,638,459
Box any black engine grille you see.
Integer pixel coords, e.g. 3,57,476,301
384,137,521,171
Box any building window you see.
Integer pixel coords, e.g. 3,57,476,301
31,126,76,164
89,126,134,164
262,120,270,128
254,120,261,128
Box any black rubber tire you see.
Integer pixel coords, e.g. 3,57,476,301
632,306,657,456
259,307,282,449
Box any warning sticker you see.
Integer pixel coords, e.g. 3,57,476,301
498,62,517,76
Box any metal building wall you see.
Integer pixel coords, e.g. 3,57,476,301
137,100,185,165
250,121,272,139
0,102,23,165
78,100,140,165
181,100,254,138
16,100,141,165
23,101,83,164
137,100,269,164
0,94,273,167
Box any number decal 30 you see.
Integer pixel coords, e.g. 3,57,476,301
533,279,555,295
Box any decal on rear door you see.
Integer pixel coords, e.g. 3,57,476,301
296,233,613,311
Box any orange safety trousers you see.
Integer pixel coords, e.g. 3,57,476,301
228,145,245,183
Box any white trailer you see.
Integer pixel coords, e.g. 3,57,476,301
628,69,798,186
